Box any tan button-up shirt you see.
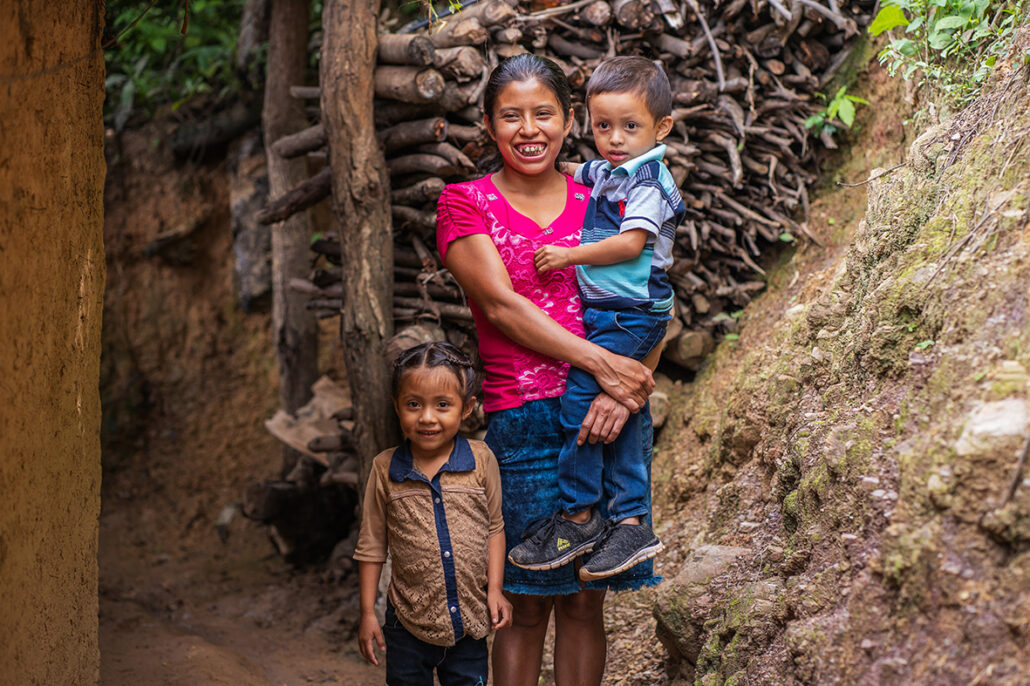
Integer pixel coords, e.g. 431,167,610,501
354,436,504,646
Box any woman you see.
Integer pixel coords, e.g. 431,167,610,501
436,55,659,685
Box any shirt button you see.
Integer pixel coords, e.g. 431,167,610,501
434,497,441,504
444,551,451,558
450,606,457,613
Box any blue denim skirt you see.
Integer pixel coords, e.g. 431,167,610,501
484,396,661,596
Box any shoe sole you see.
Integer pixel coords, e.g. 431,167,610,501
508,539,599,571
578,540,664,581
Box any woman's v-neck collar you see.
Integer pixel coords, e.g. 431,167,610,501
484,173,577,240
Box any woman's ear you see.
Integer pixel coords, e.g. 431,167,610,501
563,108,575,137
655,115,674,142
484,114,496,141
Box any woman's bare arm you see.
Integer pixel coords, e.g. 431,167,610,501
444,233,654,410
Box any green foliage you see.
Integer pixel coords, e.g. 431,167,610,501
104,0,249,129
870,0,1030,104
804,86,870,138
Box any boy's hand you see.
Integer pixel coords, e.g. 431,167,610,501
358,613,386,666
488,590,513,630
534,245,573,273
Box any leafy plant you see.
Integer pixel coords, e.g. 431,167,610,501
104,0,250,128
870,0,1030,104
804,86,870,138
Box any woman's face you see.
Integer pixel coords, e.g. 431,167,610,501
486,77,573,177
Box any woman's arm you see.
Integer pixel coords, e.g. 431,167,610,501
444,233,654,410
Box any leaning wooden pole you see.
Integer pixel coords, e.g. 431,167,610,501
264,0,319,478
321,0,398,491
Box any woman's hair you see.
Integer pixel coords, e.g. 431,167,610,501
479,54,574,173
391,341,479,407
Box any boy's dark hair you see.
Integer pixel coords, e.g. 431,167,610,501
585,56,673,122
391,341,479,406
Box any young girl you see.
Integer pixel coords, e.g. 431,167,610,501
354,342,512,685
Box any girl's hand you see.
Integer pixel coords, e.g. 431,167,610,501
578,392,631,445
593,351,653,411
489,590,513,630
358,613,386,666
534,245,573,273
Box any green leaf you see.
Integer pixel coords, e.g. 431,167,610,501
870,5,910,35
804,114,825,130
838,98,856,127
934,15,968,29
779,232,796,242
915,339,935,350
724,333,740,341
846,95,871,105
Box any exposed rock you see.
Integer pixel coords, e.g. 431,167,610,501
955,399,1029,457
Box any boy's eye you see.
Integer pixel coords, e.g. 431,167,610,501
596,122,609,130
626,122,638,130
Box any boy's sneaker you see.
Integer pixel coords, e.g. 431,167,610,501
578,521,663,581
508,510,606,570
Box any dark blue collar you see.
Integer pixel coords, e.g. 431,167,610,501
388,435,475,483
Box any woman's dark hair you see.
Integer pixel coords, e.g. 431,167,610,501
479,54,574,173
391,341,479,406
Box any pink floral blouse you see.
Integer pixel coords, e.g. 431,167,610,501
436,174,590,412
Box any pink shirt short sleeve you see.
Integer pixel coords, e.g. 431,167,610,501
436,175,590,412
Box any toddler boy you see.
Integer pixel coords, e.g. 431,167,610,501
508,56,686,580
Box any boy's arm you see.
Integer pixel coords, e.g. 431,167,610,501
534,229,648,273
559,161,583,178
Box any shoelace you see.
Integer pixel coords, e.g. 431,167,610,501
518,512,564,543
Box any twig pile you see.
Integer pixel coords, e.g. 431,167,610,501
260,0,873,374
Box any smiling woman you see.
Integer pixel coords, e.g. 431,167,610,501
435,54,658,686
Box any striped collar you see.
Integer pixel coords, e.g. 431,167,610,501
602,144,668,177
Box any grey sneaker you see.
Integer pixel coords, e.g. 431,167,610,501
578,521,663,581
508,510,606,570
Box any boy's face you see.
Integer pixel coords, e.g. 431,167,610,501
588,91,673,168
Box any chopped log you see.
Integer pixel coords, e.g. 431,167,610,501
433,46,488,82
415,142,474,170
394,296,474,322
391,177,446,205
387,153,456,177
578,0,613,25
663,329,715,370
271,123,326,159
447,123,483,144
374,66,446,103
392,205,438,232
256,167,332,225
378,117,448,152
377,32,436,66
429,17,489,49
613,0,654,30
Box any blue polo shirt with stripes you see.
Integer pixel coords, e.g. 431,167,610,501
574,144,685,313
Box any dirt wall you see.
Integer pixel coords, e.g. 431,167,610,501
0,3,106,684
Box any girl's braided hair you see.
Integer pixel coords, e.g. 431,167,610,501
391,341,479,406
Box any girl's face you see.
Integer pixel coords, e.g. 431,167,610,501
393,366,472,460
486,77,574,177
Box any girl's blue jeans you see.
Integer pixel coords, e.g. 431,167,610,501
383,601,487,686
557,306,670,520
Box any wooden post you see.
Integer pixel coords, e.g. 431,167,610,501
264,0,319,476
321,0,399,493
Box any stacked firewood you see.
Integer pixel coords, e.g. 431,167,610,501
259,0,873,374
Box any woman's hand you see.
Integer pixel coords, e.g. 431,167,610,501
358,612,386,666
534,245,573,273
577,392,631,445
592,351,654,411
489,589,514,630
